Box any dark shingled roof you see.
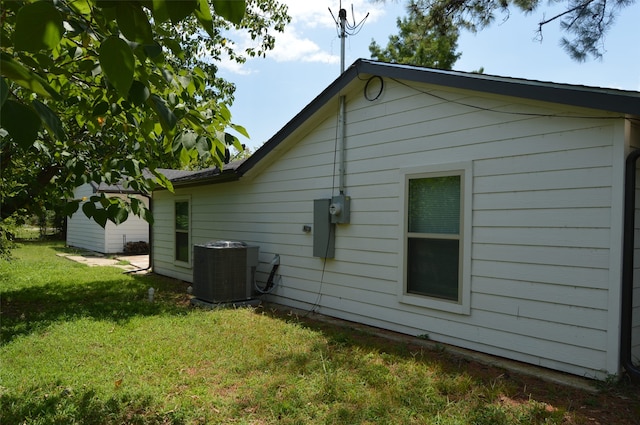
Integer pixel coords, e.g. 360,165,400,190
155,168,199,181
158,159,247,187
90,181,140,194
163,59,640,188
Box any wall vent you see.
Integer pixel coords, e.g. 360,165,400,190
192,241,259,303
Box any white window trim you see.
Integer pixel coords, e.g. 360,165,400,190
174,196,192,268
398,162,472,315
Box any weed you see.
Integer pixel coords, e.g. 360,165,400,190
433,343,447,353
469,403,510,425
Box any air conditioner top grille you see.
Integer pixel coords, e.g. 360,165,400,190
199,240,247,249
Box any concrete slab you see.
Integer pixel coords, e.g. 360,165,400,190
117,255,150,270
58,252,150,273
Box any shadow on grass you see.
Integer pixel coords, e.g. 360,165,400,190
0,384,187,425
250,307,640,425
50,242,105,255
1,273,191,345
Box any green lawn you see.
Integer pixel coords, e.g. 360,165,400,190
1,242,637,424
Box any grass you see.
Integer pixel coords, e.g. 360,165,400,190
11,226,59,241
1,241,638,424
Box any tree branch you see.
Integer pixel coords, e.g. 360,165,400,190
537,0,596,30
1,165,62,220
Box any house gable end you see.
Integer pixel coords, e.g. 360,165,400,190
234,59,640,182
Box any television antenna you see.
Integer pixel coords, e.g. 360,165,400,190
329,2,369,73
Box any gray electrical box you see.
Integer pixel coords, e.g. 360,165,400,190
313,199,335,258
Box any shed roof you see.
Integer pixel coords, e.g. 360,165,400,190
168,59,640,187
90,181,140,194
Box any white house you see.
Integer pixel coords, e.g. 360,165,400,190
66,182,150,254
151,60,640,381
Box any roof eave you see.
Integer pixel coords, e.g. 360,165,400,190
168,170,241,189
152,58,638,188
237,59,640,177
355,60,640,115
236,65,358,175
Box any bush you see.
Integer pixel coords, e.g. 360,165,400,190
0,222,16,261
124,241,149,254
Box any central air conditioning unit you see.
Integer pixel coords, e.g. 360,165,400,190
192,240,259,303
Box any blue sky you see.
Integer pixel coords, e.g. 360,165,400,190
218,1,640,151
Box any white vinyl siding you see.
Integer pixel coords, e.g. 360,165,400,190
152,78,630,379
66,184,106,253
151,195,192,280
67,184,149,254
104,193,150,253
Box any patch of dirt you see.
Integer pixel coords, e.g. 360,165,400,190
458,356,640,425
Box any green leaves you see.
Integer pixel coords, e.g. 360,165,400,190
14,1,64,52
194,0,215,37
0,100,41,149
91,101,109,117
0,97,66,148
64,200,80,218
167,0,198,24
81,195,130,227
108,202,129,225
82,201,109,228
116,3,154,44
0,0,288,234
0,53,60,100
212,0,246,24
0,78,8,107
369,5,460,70
99,37,135,98
32,100,65,141
148,94,177,133
151,0,245,29
128,81,150,106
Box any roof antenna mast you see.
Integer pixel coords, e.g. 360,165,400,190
329,1,369,74
328,3,368,197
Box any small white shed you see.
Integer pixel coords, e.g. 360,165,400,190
151,60,640,381
66,182,150,254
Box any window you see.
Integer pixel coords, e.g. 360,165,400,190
407,175,461,300
400,163,471,314
175,200,190,263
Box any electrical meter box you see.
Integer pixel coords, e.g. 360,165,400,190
329,194,350,224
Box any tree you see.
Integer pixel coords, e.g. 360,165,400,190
369,0,461,69
0,1,290,251
402,0,635,61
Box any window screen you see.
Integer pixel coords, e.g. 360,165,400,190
406,174,461,301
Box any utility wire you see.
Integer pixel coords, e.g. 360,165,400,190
304,100,342,317
329,4,369,38
387,76,632,121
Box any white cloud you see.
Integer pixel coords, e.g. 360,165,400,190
217,57,256,75
279,0,390,60
268,27,338,63
219,0,392,74
285,0,388,29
